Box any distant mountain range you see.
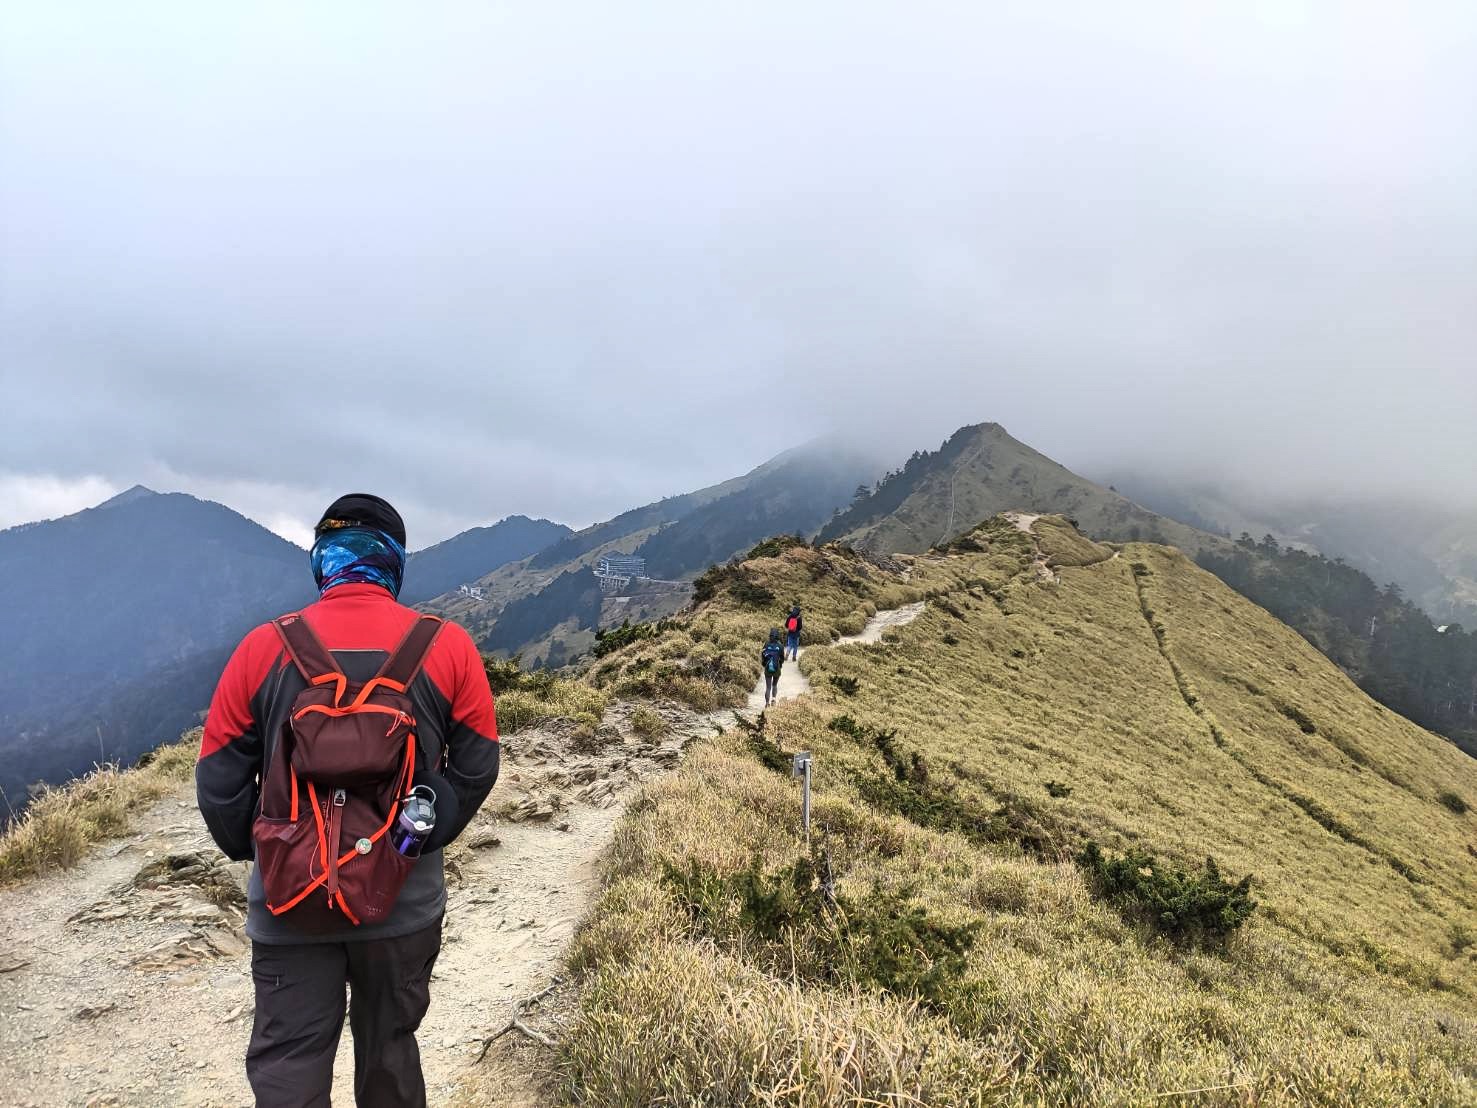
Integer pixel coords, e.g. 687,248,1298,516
9,421,1477,803
0,488,314,810
0,491,573,809
399,515,571,605
416,439,889,666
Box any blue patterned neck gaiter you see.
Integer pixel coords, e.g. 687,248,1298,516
310,527,407,598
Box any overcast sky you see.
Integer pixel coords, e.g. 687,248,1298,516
3,2,1474,548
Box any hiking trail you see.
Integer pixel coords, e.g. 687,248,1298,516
0,701,720,1108
1,607,928,1106
744,603,927,711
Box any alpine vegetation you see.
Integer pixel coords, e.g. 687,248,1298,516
558,517,1477,1105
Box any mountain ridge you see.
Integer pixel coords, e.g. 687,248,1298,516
0,490,315,809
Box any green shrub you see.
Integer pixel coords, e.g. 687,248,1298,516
735,715,792,775
829,675,861,697
731,577,776,608
1439,790,1470,815
1045,780,1073,799
1078,842,1256,942
746,534,807,560
482,654,525,694
691,562,776,608
659,852,979,1012
594,618,681,658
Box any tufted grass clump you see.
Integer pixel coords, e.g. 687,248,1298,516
0,729,200,885
629,706,669,739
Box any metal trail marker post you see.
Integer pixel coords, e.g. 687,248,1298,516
791,751,813,846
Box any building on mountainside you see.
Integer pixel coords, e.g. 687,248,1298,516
457,583,485,600
595,553,647,593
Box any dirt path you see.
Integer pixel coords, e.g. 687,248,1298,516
743,604,927,711
0,701,716,1108
745,647,813,710
1003,511,1041,533
845,602,926,645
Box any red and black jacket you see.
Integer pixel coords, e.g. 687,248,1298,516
196,583,498,942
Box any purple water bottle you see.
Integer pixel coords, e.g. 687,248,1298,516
390,785,437,857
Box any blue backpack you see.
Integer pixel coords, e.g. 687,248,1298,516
762,644,783,674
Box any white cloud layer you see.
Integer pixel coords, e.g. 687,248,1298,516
3,2,1474,544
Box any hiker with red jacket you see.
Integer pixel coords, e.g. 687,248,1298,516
196,494,498,1108
784,604,803,661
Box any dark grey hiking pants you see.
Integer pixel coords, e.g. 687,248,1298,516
246,917,443,1108
764,671,780,701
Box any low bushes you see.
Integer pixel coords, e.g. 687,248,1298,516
659,850,980,1012
593,619,677,658
828,674,861,697
495,679,609,734
1078,841,1256,942
1438,791,1470,815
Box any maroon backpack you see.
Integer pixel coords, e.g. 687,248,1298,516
253,612,443,927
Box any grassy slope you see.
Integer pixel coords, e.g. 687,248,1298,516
0,730,199,884
559,519,1477,1105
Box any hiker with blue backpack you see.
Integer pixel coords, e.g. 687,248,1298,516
784,605,803,660
761,628,785,706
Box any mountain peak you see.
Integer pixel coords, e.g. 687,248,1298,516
95,485,160,510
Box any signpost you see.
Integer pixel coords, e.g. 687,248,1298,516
791,751,813,844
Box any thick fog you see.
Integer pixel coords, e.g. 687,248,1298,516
3,3,1474,546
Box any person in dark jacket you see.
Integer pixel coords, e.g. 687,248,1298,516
761,628,785,706
784,605,803,661
196,494,499,1108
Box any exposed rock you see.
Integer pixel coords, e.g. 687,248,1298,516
132,927,247,970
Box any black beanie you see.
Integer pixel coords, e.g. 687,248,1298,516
315,493,407,549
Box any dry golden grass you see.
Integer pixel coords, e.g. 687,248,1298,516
495,679,609,734
0,728,200,885
588,542,938,710
628,705,669,738
559,517,1477,1105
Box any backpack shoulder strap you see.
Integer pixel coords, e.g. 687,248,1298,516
273,612,341,680
375,615,444,689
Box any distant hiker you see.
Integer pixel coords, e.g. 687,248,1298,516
785,604,803,661
196,494,499,1108
762,628,785,706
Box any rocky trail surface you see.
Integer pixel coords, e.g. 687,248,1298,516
0,702,719,1108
